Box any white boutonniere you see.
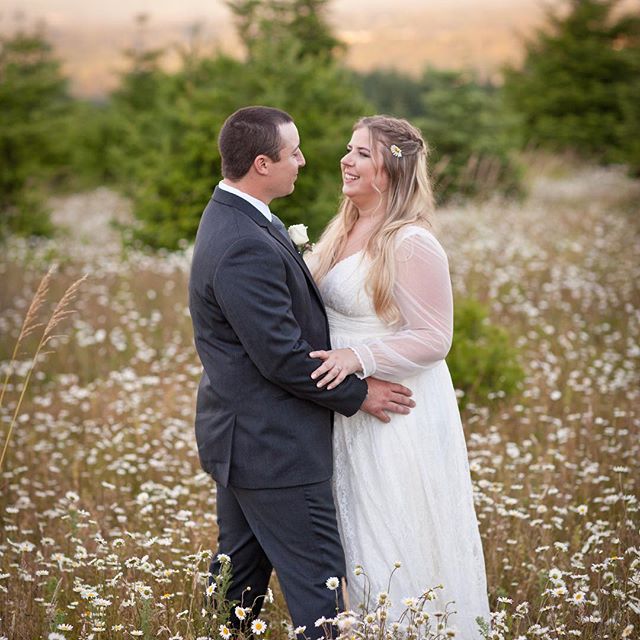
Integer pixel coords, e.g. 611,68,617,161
288,224,313,254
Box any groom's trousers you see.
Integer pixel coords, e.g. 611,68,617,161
210,479,346,638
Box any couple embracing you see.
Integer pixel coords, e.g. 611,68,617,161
189,106,489,638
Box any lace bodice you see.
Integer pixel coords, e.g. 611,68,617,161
316,226,454,381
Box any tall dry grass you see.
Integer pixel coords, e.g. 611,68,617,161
0,159,638,639
0,267,87,471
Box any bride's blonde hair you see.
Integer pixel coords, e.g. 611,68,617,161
311,115,435,325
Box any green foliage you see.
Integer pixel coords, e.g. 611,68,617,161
354,68,425,119
0,28,72,237
503,0,640,174
448,298,524,408
228,0,344,62
102,28,182,191
1,188,52,237
64,99,123,189
0,6,523,246
613,73,640,173
355,67,523,203
107,1,369,249
417,69,523,202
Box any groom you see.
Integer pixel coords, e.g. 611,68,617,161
189,106,414,634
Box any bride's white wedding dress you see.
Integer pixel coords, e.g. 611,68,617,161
316,226,490,638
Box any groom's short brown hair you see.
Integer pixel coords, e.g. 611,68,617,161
219,106,293,180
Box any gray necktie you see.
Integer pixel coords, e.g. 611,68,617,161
271,214,292,243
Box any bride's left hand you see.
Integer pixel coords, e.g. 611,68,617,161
309,348,362,390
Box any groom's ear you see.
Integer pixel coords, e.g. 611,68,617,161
253,155,270,176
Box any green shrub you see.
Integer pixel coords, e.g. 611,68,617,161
416,69,523,203
1,188,53,238
448,298,524,408
354,68,425,119
0,27,72,238
102,1,370,250
355,67,524,203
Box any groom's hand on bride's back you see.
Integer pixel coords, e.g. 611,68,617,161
361,377,415,423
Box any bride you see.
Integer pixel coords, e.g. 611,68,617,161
307,116,490,637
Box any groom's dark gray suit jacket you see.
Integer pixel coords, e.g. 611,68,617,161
189,187,367,489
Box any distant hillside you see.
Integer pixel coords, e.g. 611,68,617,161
4,0,545,97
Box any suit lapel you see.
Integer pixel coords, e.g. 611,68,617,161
212,187,326,311
265,224,325,307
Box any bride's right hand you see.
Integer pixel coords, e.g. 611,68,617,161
309,348,361,390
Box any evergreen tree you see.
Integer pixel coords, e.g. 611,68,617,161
352,67,523,202
115,1,368,249
227,0,343,61
503,0,640,173
354,69,425,119
105,22,176,191
0,27,71,237
417,69,522,202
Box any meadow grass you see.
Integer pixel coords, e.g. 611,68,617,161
0,161,638,639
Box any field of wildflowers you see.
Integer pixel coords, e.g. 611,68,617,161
0,160,638,639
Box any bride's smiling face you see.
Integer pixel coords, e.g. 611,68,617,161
341,126,389,210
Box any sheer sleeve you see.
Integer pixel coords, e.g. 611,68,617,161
350,228,454,381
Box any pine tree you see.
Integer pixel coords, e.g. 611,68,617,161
0,27,71,236
116,0,368,249
227,0,343,62
418,69,522,202
503,0,640,172
354,69,425,119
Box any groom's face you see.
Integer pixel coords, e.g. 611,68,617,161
266,122,306,200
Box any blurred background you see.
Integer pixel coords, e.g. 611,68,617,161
4,0,544,96
1,0,638,246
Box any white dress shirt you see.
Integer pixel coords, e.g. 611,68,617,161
218,181,272,222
